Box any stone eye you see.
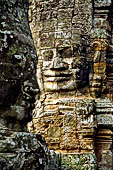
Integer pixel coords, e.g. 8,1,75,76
60,47,72,58
12,54,22,64
43,50,53,61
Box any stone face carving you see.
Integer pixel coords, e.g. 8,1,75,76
37,47,88,92
0,0,39,131
29,0,93,151
90,38,108,97
0,0,47,169
29,0,113,169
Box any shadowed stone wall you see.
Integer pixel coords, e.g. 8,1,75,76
0,0,48,169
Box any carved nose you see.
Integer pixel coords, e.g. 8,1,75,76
24,85,39,95
50,57,67,70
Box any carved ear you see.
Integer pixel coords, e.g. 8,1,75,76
91,39,108,51
91,41,101,51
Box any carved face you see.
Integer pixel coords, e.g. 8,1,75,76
0,31,37,129
37,46,87,92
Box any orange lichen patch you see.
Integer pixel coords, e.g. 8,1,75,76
92,41,101,51
94,62,106,75
92,39,108,51
94,62,106,67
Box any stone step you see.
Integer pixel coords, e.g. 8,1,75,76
107,74,113,78
107,72,113,75
107,73,113,76
107,83,113,86
107,77,113,80
107,52,113,57
108,52,113,56
107,82,113,85
107,74,113,77
107,76,113,78
107,82,113,86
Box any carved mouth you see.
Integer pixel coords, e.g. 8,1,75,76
44,71,72,77
44,71,72,82
44,79,76,91
45,76,71,82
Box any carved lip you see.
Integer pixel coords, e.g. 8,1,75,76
44,71,72,82
44,71,72,77
45,77,71,82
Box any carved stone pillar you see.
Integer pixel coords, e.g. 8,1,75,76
90,0,112,98
91,1,113,169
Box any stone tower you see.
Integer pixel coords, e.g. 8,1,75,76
29,0,113,169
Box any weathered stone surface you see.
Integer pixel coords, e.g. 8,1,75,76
0,129,48,170
30,98,96,152
0,0,39,130
29,0,113,169
0,0,48,169
46,151,97,170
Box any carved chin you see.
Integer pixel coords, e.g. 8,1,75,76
44,80,78,92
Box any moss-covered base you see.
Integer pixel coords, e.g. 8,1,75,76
46,151,97,170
